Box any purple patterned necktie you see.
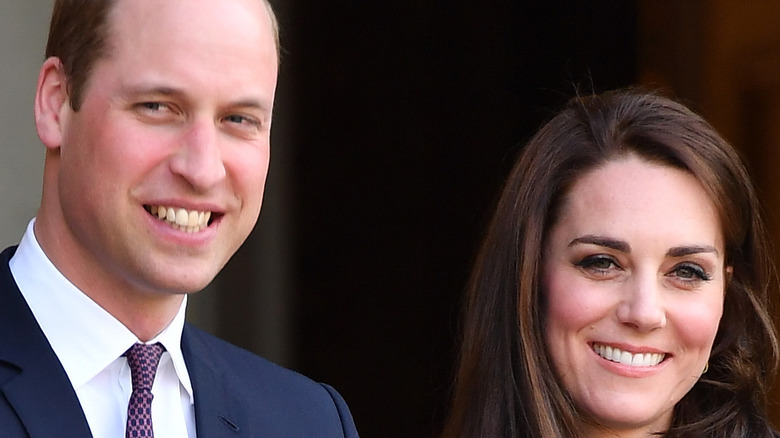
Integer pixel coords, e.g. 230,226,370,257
124,343,166,438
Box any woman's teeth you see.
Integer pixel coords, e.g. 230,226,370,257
593,344,665,367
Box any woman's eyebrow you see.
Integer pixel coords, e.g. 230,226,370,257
667,245,719,258
568,235,630,253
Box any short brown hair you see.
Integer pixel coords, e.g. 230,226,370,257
44,0,280,111
442,89,779,437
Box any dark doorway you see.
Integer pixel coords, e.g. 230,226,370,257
275,2,637,436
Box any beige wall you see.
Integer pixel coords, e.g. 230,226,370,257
0,1,52,248
639,0,780,426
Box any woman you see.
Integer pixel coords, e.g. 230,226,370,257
443,90,779,437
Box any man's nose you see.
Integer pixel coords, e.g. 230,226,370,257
169,120,227,191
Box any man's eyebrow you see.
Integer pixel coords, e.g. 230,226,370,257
122,84,183,97
568,235,631,253
667,245,719,258
232,98,273,113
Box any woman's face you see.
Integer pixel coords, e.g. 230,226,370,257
542,156,726,436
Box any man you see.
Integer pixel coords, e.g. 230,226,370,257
0,0,359,437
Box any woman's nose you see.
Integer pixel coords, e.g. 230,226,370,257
616,274,667,332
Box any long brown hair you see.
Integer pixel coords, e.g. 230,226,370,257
44,0,280,111
442,89,778,437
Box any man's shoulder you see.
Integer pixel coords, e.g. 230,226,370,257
181,322,335,398
181,323,358,437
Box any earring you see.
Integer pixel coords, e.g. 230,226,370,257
702,362,709,374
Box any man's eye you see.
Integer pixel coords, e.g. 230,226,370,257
132,101,180,124
135,102,175,115
225,114,256,125
140,102,165,111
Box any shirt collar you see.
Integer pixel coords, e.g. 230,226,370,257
151,296,194,403
9,218,194,403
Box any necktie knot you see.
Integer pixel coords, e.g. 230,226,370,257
124,342,165,438
125,342,166,392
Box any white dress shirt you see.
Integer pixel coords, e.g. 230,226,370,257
9,219,196,438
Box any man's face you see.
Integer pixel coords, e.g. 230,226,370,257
40,0,278,298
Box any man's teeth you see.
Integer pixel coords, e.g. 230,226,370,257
149,206,211,233
593,344,665,367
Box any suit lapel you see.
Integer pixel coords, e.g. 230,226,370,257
182,325,242,435
0,246,93,438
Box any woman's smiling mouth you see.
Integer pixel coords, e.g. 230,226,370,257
592,344,666,367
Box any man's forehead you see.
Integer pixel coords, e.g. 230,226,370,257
106,0,278,59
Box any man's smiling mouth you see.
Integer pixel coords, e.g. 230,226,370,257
145,205,214,233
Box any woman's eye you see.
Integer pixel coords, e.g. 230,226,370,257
670,263,711,282
576,255,618,272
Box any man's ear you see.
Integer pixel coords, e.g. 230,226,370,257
34,57,70,150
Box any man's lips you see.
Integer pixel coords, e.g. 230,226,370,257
144,205,217,233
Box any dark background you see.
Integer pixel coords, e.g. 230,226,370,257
250,2,636,436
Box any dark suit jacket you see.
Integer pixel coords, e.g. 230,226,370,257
0,246,359,437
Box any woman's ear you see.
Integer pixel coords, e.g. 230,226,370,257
34,57,70,150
